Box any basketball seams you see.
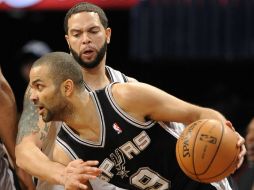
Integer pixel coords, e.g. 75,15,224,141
196,120,225,176
200,149,238,182
176,120,205,179
176,119,239,183
199,124,239,182
193,120,208,181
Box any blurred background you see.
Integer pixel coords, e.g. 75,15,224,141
0,0,253,135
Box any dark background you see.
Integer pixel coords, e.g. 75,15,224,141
0,0,254,135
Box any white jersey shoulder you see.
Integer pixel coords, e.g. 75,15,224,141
106,66,128,83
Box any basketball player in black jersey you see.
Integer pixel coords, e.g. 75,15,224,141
28,52,245,190
15,2,136,189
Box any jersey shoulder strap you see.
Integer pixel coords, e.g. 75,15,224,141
106,66,128,82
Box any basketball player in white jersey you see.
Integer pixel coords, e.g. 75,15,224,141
28,51,246,190
15,2,136,190
0,67,34,190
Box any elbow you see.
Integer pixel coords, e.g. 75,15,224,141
15,142,31,170
15,144,25,169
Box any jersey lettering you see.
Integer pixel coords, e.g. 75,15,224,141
120,141,140,159
133,130,151,151
100,158,114,181
98,131,168,189
130,167,170,190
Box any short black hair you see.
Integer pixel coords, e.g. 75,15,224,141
64,2,108,34
32,52,84,88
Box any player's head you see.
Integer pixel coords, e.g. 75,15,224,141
64,2,111,69
246,118,254,165
29,52,84,122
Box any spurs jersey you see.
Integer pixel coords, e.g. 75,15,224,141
56,83,232,190
37,67,128,190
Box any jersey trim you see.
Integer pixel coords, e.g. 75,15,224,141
106,66,128,83
104,83,156,129
56,137,78,160
58,92,106,148
159,121,184,139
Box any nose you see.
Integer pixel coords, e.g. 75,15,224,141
29,88,38,104
81,32,91,44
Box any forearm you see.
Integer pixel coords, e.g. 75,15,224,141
0,104,17,163
197,107,227,123
0,73,18,163
15,138,66,185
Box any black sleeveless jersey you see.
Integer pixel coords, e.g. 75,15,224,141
57,83,231,190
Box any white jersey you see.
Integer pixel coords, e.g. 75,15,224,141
0,143,16,190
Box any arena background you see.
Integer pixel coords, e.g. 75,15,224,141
0,0,253,135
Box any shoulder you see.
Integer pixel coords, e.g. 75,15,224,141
106,66,137,83
112,82,153,96
111,82,151,108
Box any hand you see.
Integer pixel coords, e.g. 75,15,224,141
64,159,102,190
15,167,36,190
225,120,234,130
225,121,246,172
235,131,246,169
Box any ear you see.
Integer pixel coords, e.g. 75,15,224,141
65,35,71,48
61,79,74,97
105,27,111,44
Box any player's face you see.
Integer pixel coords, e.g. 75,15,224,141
29,65,68,122
65,12,111,69
246,120,254,163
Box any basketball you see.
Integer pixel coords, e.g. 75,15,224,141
176,119,240,183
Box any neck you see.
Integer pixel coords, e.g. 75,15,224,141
63,91,101,142
82,56,110,91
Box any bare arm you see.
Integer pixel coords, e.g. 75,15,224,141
15,86,66,185
16,86,103,189
53,144,101,190
126,76,138,83
0,68,17,169
113,82,246,169
0,68,35,190
113,82,227,125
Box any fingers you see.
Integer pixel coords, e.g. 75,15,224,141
68,159,86,167
68,160,99,168
237,144,246,169
82,160,99,166
64,160,102,190
233,132,247,169
66,160,101,177
65,180,88,190
66,165,101,176
225,120,235,131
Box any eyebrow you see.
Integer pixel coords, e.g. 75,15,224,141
70,25,100,32
70,28,82,33
31,79,42,86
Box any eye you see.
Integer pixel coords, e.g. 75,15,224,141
89,27,100,34
90,29,99,34
70,30,82,38
36,84,43,91
72,33,81,38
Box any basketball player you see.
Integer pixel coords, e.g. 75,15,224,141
0,67,35,190
15,2,137,190
29,51,246,190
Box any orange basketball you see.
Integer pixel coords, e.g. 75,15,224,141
176,119,240,183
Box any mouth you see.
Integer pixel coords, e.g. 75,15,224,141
37,106,45,115
81,48,95,59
